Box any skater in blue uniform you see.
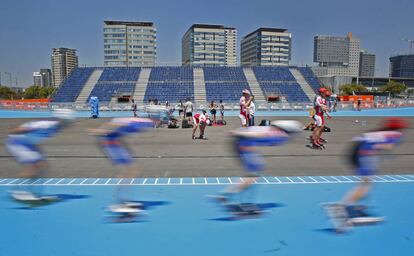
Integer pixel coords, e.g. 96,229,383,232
214,120,302,212
343,117,409,206
5,109,75,203
324,117,409,232
90,117,153,214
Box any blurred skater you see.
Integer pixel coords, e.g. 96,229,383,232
214,120,302,207
343,117,409,207
90,118,153,214
5,109,75,202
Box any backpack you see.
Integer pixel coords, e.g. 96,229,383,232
259,120,271,126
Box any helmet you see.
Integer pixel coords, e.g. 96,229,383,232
52,108,75,120
381,117,409,130
318,87,327,94
270,120,303,134
325,90,332,97
242,89,251,95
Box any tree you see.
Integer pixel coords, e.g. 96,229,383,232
0,86,16,99
379,81,407,97
339,84,368,95
23,85,56,99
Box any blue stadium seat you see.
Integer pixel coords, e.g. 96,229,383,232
52,66,317,104
98,67,141,82
297,67,322,92
204,67,250,102
253,67,310,102
144,67,194,103
87,82,136,102
51,68,95,102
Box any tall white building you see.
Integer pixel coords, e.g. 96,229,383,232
313,32,360,77
241,28,291,66
51,48,78,87
182,24,237,66
104,21,157,67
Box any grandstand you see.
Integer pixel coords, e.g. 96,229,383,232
51,66,321,104
204,67,250,102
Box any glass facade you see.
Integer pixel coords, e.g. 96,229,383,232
103,21,156,67
182,25,236,66
241,28,291,66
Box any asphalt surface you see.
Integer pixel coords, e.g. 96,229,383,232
0,116,413,178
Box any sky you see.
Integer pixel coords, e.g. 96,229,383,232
0,0,413,87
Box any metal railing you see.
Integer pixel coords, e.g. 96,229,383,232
1,99,414,112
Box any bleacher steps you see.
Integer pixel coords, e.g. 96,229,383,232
243,68,266,101
193,68,206,106
132,68,152,104
289,68,315,101
75,69,103,104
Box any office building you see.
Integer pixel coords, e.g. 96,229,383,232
359,50,376,77
104,20,156,67
33,72,42,86
51,48,78,87
389,54,414,78
313,32,360,76
241,27,291,66
182,24,237,66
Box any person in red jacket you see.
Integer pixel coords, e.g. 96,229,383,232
192,110,209,139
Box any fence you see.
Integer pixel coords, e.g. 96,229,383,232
1,99,414,112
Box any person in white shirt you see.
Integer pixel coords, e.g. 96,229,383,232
184,98,194,124
239,89,253,127
249,96,255,126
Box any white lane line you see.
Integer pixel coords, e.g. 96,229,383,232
374,175,386,181
396,175,409,181
297,177,306,183
341,176,353,182
330,176,341,182
351,176,362,181
44,178,54,184
31,178,41,184
18,179,29,185
319,176,329,182
6,179,19,185
384,175,397,181
3,175,414,186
